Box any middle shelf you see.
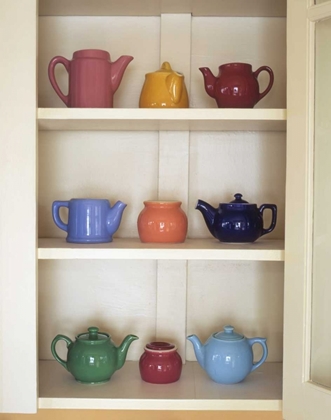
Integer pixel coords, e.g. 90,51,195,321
38,108,287,132
38,238,284,260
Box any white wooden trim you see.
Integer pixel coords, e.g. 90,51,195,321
38,238,285,261
0,0,38,413
303,18,316,383
308,1,331,22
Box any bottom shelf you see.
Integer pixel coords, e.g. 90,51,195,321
38,360,282,411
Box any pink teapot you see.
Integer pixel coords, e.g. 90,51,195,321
48,49,133,108
200,62,274,108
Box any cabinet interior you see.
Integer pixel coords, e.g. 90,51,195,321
36,0,286,410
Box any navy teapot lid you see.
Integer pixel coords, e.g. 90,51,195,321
220,193,257,210
213,325,244,341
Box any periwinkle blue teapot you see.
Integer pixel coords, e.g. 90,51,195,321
187,325,268,384
196,193,277,243
52,198,127,243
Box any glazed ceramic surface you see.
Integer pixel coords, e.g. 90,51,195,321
196,193,277,243
48,49,133,108
139,61,189,108
200,62,274,108
137,200,188,243
187,325,268,384
139,341,182,384
52,198,127,243
51,327,139,384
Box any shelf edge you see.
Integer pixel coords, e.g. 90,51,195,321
38,397,282,411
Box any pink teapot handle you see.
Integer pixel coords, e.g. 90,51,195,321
48,56,70,106
253,66,274,103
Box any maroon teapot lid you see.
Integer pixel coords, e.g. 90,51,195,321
220,193,257,210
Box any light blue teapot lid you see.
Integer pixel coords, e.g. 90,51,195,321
213,325,244,341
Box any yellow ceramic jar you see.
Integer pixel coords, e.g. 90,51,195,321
139,62,189,108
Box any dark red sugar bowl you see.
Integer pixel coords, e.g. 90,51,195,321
139,341,182,384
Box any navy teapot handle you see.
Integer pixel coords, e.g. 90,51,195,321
259,204,277,236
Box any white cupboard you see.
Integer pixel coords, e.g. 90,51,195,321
1,0,329,418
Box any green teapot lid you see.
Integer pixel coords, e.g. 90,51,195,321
77,326,109,342
213,325,244,341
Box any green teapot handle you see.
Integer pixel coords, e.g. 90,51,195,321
51,334,73,371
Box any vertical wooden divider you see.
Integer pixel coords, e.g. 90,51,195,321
156,14,192,360
0,0,38,413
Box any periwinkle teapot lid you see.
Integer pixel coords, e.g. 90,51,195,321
77,326,109,342
213,325,244,341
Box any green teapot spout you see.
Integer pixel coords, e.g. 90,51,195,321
116,334,139,371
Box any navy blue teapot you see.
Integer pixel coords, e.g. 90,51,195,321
196,193,277,243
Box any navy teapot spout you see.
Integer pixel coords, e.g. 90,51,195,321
196,193,277,243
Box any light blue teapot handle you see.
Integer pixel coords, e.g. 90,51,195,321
247,337,268,372
52,201,69,232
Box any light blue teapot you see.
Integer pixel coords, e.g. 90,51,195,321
187,325,268,384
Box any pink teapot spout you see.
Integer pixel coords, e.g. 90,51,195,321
199,67,217,99
110,55,134,93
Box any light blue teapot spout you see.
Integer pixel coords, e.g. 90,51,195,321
107,201,127,237
187,334,205,369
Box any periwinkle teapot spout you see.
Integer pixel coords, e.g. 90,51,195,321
187,325,268,384
51,327,139,384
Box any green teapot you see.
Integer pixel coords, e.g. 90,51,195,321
51,326,139,384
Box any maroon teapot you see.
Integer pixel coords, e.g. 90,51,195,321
199,62,274,108
139,341,182,384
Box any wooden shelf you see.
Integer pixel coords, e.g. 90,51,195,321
38,238,284,261
38,360,282,410
38,108,287,132
39,0,286,17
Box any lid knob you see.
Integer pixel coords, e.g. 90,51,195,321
230,193,249,204
224,325,234,334
88,326,99,340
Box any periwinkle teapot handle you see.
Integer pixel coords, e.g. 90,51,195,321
52,201,69,232
51,334,73,371
259,204,277,236
253,66,274,103
48,56,71,106
247,337,268,372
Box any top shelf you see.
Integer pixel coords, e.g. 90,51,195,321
39,0,287,17
38,108,286,132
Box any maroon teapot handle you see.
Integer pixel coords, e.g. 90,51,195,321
259,204,277,236
48,56,70,106
253,66,274,103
